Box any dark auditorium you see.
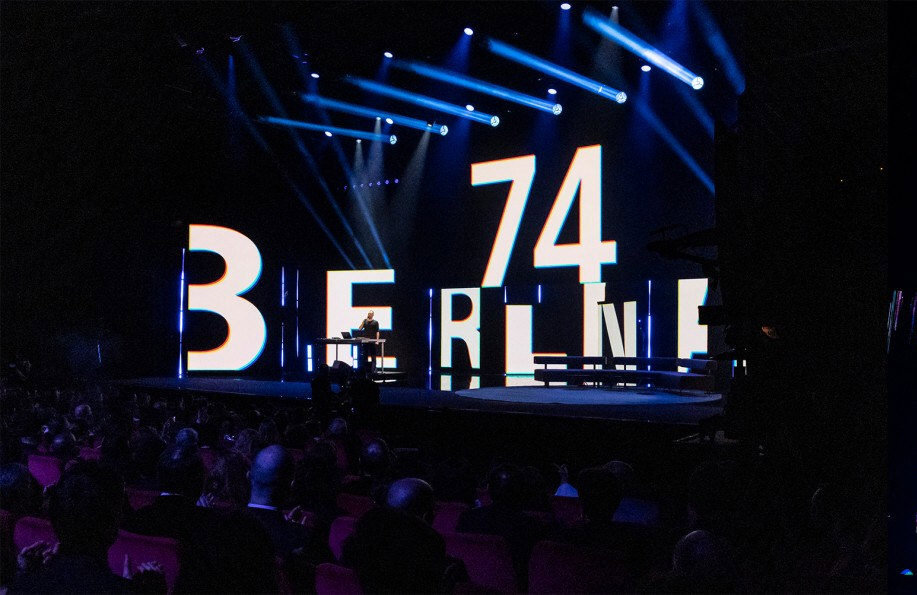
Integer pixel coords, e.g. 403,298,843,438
1,1,910,594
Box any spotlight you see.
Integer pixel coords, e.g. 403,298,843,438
691,76,704,90
560,2,571,9
385,117,394,124
229,35,242,42
465,104,475,111
389,135,397,145
195,47,205,55
258,116,395,144
385,180,390,184
383,51,394,59
490,115,500,126
464,27,474,36
641,64,651,72
311,73,320,79
356,139,362,143
439,125,448,135
552,103,562,115
547,88,557,95
348,77,502,126
394,179,399,183
615,91,627,103
324,131,332,137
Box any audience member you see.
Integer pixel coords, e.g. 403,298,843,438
0,463,42,516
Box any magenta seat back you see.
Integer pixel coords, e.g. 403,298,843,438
432,501,469,534
550,496,583,527
199,447,218,472
108,530,180,593
13,516,56,552
328,516,357,561
335,493,375,519
126,487,160,510
27,455,63,488
315,562,362,595
528,540,631,594
443,532,517,593
79,446,102,461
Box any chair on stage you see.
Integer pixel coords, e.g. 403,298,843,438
528,540,631,594
328,516,358,561
442,532,517,593
108,530,180,593
315,562,362,595
432,501,470,535
27,455,63,488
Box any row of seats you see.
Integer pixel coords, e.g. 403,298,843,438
314,538,631,594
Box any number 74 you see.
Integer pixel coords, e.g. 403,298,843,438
472,144,616,287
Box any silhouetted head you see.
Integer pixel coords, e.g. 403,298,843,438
0,462,42,515
174,427,199,449
49,461,123,557
487,464,526,509
386,478,435,524
577,467,623,522
361,439,392,477
327,417,348,437
258,419,280,446
342,507,447,594
157,445,205,499
603,460,637,495
250,445,293,506
233,428,261,459
50,432,78,460
672,529,737,589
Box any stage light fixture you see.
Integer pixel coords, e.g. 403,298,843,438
302,93,450,136
583,9,704,90
310,72,320,79
356,139,362,143
487,38,626,104
547,88,557,95
560,2,571,9
440,124,449,135
394,59,564,115
385,179,390,184
383,51,394,59
229,35,242,43
466,104,475,111
347,77,501,126
394,178,399,183
258,115,397,144
464,27,474,36
195,47,205,55
642,64,651,72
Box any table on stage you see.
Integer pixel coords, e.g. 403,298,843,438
315,337,388,374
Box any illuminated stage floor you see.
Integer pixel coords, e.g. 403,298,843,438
123,377,723,426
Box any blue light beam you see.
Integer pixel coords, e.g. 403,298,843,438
691,1,745,94
487,38,627,103
394,60,562,115
634,101,714,194
302,94,448,135
348,77,501,126
258,116,397,144
583,9,704,90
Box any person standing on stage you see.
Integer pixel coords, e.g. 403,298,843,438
358,310,380,375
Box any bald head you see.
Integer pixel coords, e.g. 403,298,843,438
386,478,435,523
250,445,293,506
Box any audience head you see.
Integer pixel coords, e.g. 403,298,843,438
603,460,637,495
672,530,737,591
487,463,526,509
50,431,78,460
203,451,251,509
327,417,348,438
131,426,166,479
174,427,199,450
343,507,448,593
0,462,42,515
386,478,435,523
249,445,294,506
577,466,623,523
233,428,261,459
361,438,393,477
48,461,123,557
157,444,205,499
257,419,280,446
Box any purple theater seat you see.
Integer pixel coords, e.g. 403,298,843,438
432,501,470,535
26,455,63,488
108,530,180,593
13,516,56,553
442,532,517,593
328,516,358,561
528,540,631,594
198,447,219,472
335,493,375,519
125,487,160,510
79,446,102,461
315,562,362,595
550,495,583,528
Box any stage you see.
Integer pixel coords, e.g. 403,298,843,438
120,376,723,427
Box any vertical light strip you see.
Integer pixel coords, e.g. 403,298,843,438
537,284,542,304
307,344,313,373
177,248,186,379
647,279,653,360
296,269,300,358
428,289,434,373
281,266,285,307
281,323,285,369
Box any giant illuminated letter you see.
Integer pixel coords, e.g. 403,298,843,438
677,278,708,370
440,288,481,369
187,225,266,371
602,301,637,369
326,269,395,367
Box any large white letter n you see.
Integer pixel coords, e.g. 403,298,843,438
187,225,266,371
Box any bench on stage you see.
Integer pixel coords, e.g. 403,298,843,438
533,356,717,392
